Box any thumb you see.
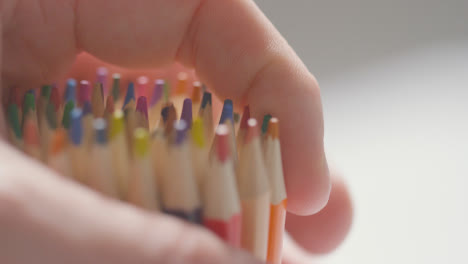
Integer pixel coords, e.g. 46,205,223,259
0,141,259,264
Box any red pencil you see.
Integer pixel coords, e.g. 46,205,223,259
203,124,242,247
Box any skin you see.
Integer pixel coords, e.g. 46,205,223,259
0,0,353,263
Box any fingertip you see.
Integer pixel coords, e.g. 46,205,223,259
286,174,353,254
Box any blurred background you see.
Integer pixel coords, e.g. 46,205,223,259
254,1,468,263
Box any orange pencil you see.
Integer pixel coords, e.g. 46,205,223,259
173,72,188,113
264,118,287,264
23,116,41,160
48,128,72,177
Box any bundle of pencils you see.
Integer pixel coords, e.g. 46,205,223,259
4,68,287,263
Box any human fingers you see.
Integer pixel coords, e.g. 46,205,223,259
286,174,353,254
0,141,260,264
76,0,329,214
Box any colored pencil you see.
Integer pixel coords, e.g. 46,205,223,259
91,82,105,117
104,95,115,123
123,82,136,111
180,98,192,129
149,79,164,131
39,102,58,162
22,92,37,128
90,118,118,198
136,76,149,99
61,101,74,129
160,103,177,136
128,128,160,210
237,118,271,261
78,80,91,107
173,72,188,113
263,118,287,264
203,124,241,247
111,73,120,102
82,101,94,151
219,99,238,166
198,92,214,143
6,103,22,148
135,96,149,130
96,67,108,96
110,110,131,199
161,120,201,223
48,128,72,177
237,105,250,156
64,79,77,104
68,108,88,184
191,118,208,191
191,81,202,119
23,115,41,160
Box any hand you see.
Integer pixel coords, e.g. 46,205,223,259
0,0,353,263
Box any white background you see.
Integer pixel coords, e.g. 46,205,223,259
255,1,468,263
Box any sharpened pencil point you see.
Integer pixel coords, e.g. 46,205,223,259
110,110,124,139
240,106,250,130
192,118,205,148
201,92,212,109
215,124,230,162
267,117,279,139
62,101,74,129
7,104,21,139
219,100,234,124
151,79,164,106
78,80,90,106
181,98,192,127
69,108,83,145
136,96,149,120
94,118,107,144
123,82,135,108
173,119,188,145
134,128,150,157
261,114,272,135
245,118,259,144
65,79,77,103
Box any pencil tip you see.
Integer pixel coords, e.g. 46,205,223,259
23,92,36,114
94,118,107,144
245,118,259,144
175,72,188,95
181,98,192,127
65,79,77,102
61,101,75,129
69,108,83,145
267,117,279,139
192,118,205,148
7,104,21,139
261,114,272,135
134,128,149,157
201,92,212,109
240,105,250,130
191,82,202,103
110,110,124,139
123,82,135,107
173,119,188,145
215,124,230,162
151,79,164,106
82,101,92,116
219,100,234,124
41,85,52,100
136,96,148,120
78,80,90,106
